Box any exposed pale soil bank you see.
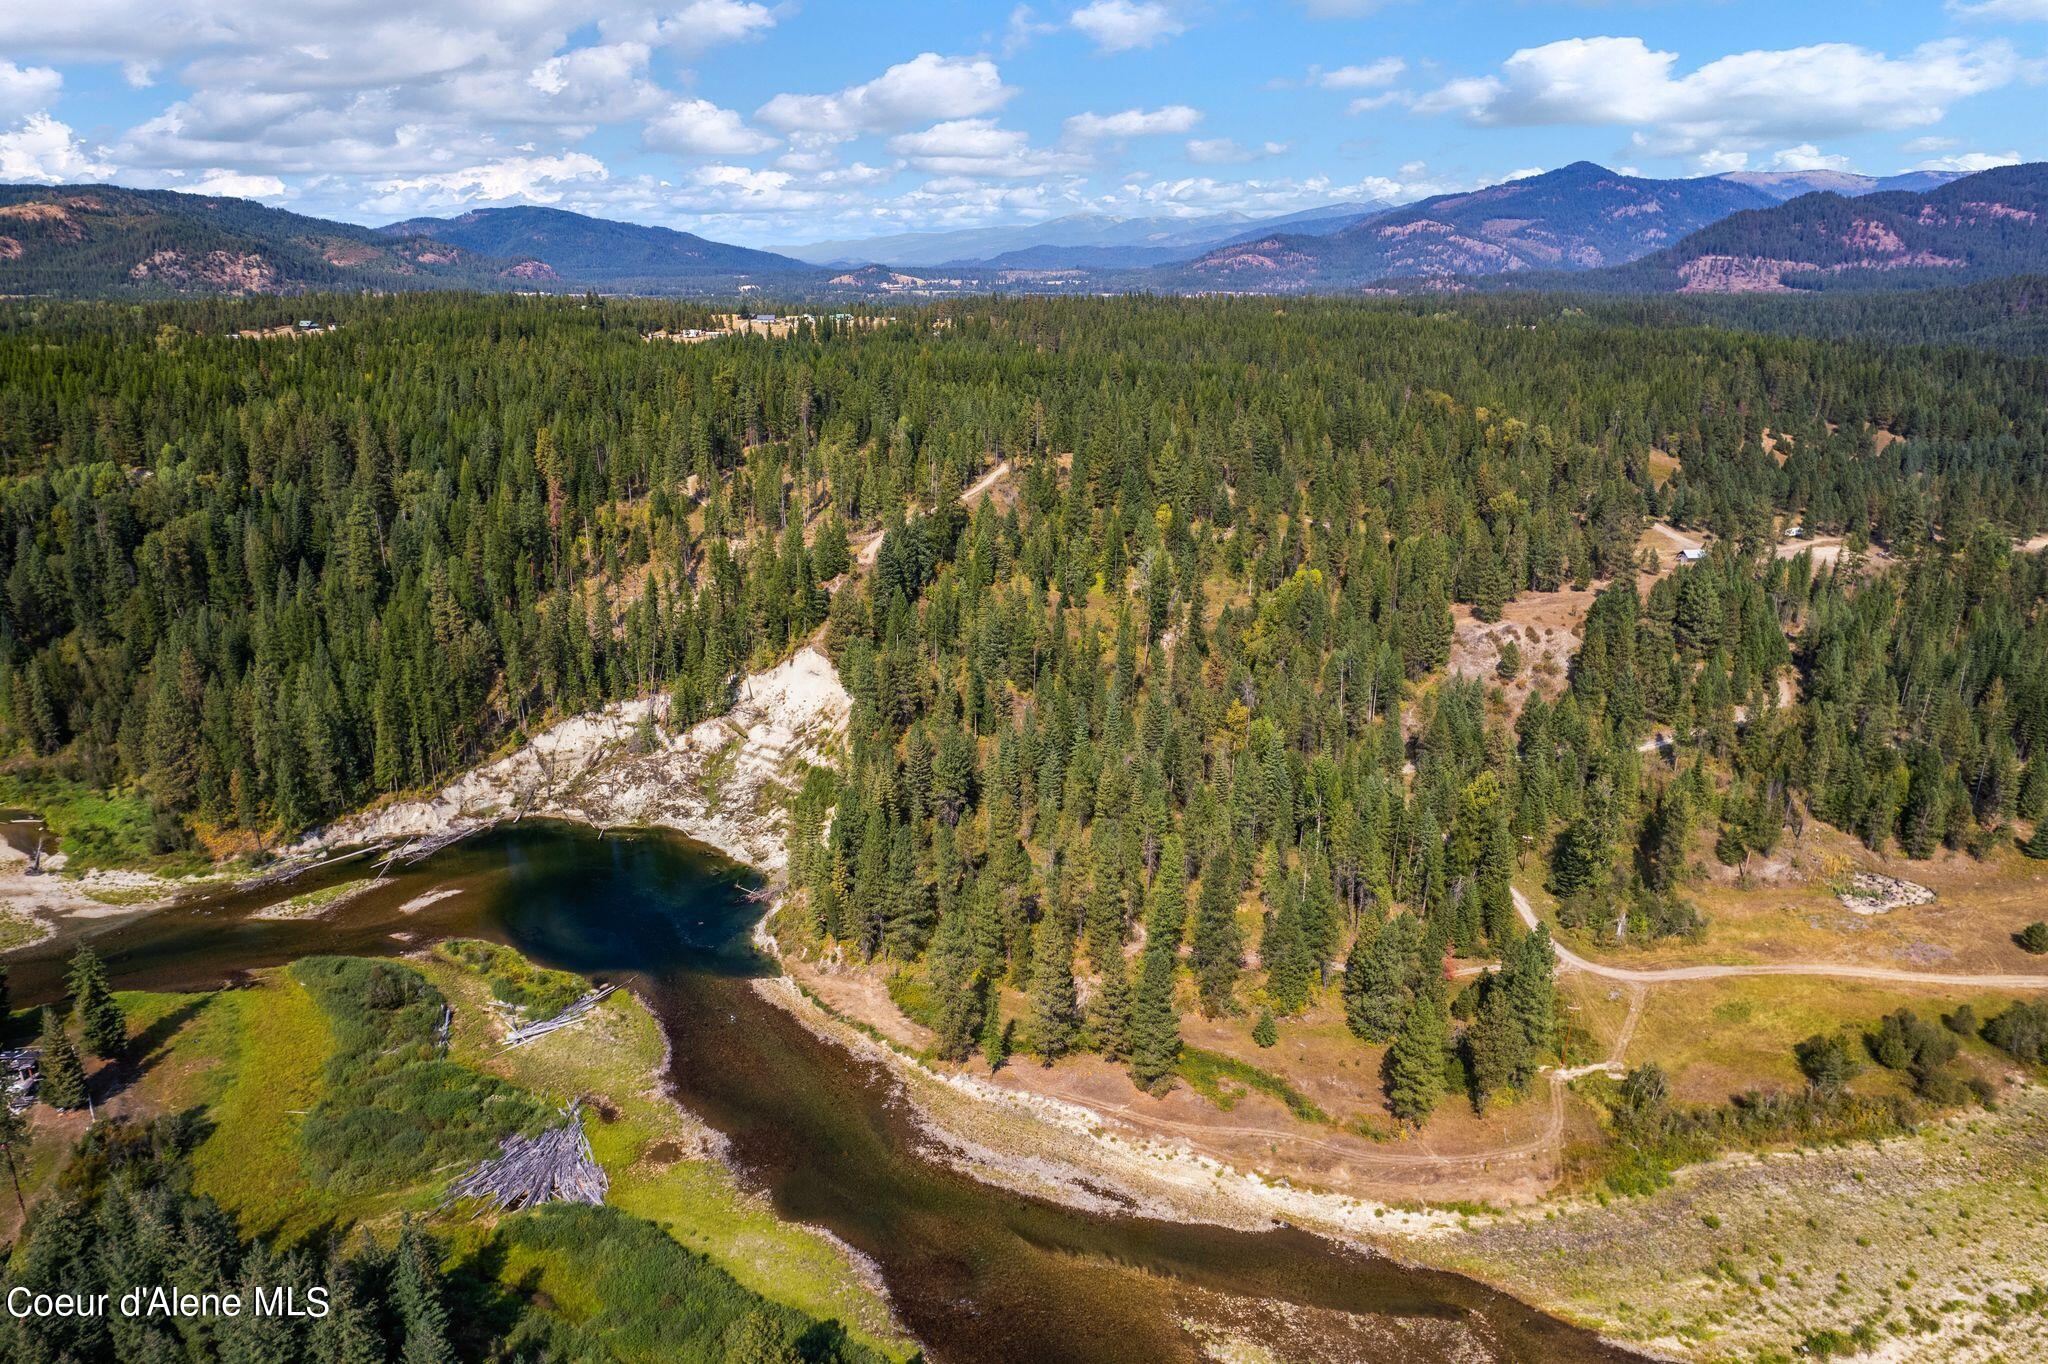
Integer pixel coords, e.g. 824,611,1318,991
298,645,850,874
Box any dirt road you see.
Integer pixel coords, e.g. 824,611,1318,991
1512,888,2048,990
854,459,1011,569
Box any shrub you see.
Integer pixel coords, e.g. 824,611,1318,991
1865,1009,1956,1077
496,1205,887,1363
2018,922,2048,955
1794,1033,1862,1090
292,957,551,1193
436,939,586,1018
1982,1000,2048,1066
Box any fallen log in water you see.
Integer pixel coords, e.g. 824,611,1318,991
503,983,616,1048
241,844,385,892
375,826,476,876
443,1103,608,1213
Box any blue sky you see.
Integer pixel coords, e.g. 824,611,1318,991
1,0,2042,246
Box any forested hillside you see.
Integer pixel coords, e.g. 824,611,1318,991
1446,280,2048,358
1582,161,2048,294
377,207,821,291
1177,162,1774,289
0,186,556,298
3,293,2047,1119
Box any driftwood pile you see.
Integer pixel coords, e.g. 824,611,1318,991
375,828,474,876
241,844,383,893
503,984,616,1048
444,1103,607,1212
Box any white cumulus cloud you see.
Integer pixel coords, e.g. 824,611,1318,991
0,113,113,183
1319,59,1404,90
645,97,778,155
366,152,609,212
0,61,63,121
1185,137,1286,165
1417,36,2019,153
1063,105,1201,139
757,53,1011,135
1767,144,1853,172
1070,1,1185,53
888,119,1085,178
605,0,778,51
1914,149,2022,172
187,167,288,197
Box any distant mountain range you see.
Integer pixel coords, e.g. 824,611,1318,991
0,162,2036,301
1578,162,2048,293
378,206,816,289
0,184,555,296
1171,163,1780,289
1715,169,1966,201
774,203,1388,271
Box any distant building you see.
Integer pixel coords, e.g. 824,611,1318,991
1677,547,1706,563
1,1048,40,1111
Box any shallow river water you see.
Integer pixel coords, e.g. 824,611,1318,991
7,823,1636,1364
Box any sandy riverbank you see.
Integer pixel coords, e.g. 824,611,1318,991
0,839,196,951
746,912,1467,1243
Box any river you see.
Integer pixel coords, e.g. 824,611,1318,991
5,822,1635,1364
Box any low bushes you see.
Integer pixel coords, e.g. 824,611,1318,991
492,1204,888,1364
435,938,585,1019
292,956,550,1193
1175,1046,1330,1124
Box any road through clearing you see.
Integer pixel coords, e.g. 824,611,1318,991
854,459,1012,569
1512,888,2048,991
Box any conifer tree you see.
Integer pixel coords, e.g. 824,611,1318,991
1261,886,1313,1015
1027,915,1079,1064
1188,849,1242,1016
393,1217,453,1364
1082,842,1128,970
36,1008,88,1111
1090,953,1134,1061
977,1003,1012,1072
1384,983,1448,1126
1128,946,1181,1090
1343,913,1419,1043
1504,927,1559,1072
928,909,984,1061
1142,834,1190,951
0,1100,27,1214
69,945,126,1060
1465,985,1524,1115
311,1257,386,1364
